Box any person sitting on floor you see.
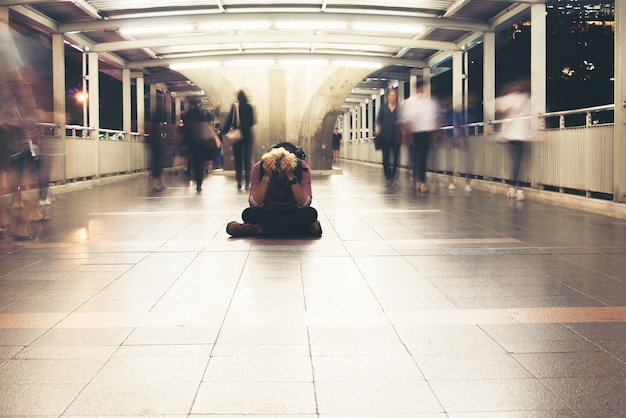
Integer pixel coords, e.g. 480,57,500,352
226,143,322,237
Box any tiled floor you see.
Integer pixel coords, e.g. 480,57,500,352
0,161,625,417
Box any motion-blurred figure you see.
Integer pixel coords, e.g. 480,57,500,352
146,116,166,192
0,20,48,240
375,88,401,186
494,78,532,201
223,90,255,190
399,79,441,193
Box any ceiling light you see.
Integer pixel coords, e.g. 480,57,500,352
278,59,329,66
351,23,424,34
275,21,346,30
331,61,383,69
170,61,220,70
198,21,271,31
224,59,275,67
120,25,194,36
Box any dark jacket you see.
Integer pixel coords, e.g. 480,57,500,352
223,101,255,141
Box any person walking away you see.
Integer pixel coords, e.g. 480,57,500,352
331,127,342,163
399,79,441,193
223,90,255,190
146,116,165,192
226,142,321,237
183,99,209,192
375,88,401,186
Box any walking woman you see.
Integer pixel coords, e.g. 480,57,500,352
375,88,401,186
223,90,255,190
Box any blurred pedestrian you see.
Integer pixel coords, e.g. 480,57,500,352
399,79,441,193
494,78,532,201
331,127,342,163
183,99,211,192
212,122,223,170
0,20,48,240
375,88,400,186
146,116,166,192
223,90,255,190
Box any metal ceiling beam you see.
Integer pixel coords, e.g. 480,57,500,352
9,4,126,68
128,52,426,69
59,11,490,33
92,34,458,53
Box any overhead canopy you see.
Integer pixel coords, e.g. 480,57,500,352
5,0,540,107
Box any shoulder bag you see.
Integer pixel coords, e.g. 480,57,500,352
224,103,243,143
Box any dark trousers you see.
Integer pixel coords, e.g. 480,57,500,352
381,142,400,181
242,206,318,235
410,131,433,182
233,139,252,186
188,143,205,188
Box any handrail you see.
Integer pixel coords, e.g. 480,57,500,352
542,104,613,118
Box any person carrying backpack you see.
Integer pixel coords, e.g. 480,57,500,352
226,142,322,237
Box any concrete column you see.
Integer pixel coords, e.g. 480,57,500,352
483,32,496,125
88,52,99,175
452,50,463,121
136,76,145,135
149,84,157,120
343,111,349,144
0,6,7,24
410,70,418,96
88,52,99,134
375,89,382,128
367,97,376,139
397,80,405,100
423,67,431,98
52,34,66,183
165,90,172,124
352,108,357,141
531,3,547,188
615,0,626,202
361,102,366,140
122,68,131,139
174,97,181,126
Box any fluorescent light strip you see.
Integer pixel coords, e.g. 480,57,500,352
278,59,329,66
275,21,347,30
198,22,271,31
352,22,424,34
331,60,383,69
170,61,220,70
120,25,194,36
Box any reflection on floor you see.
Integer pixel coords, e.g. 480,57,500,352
1,161,625,417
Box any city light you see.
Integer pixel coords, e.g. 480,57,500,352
75,91,88,103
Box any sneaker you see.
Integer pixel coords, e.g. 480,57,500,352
419,183,429,193
308,220,323,237
464,184,472,192
226,221,261,237
506,187,516,198
448,183,456,190
38,198,52,206
515,189,525,201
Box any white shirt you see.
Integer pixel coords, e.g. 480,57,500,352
399,92,440,133
495,91,532,141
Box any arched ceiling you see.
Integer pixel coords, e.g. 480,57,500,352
4,0,540,109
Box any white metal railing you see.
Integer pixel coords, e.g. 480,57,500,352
37,124,149,185
340,104,616,199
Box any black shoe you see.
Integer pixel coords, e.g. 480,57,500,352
14,234,34,242
226,221,261,237
308,221,323,237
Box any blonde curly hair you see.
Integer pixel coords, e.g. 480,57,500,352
261,147,297,180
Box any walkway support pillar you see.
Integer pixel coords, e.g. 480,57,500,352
615,0,626,203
